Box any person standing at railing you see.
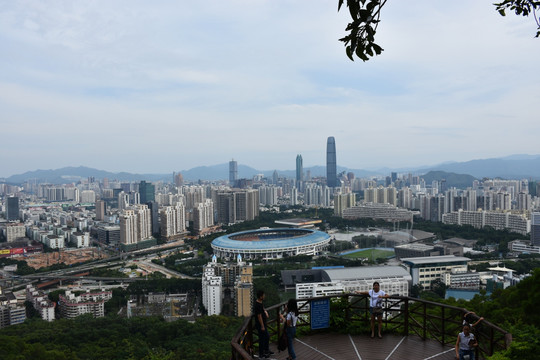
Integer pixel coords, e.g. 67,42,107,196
455,324,478,360
284,298,299,360
254,290,273,359
356,281,389,338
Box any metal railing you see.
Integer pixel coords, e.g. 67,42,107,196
231,294,512,360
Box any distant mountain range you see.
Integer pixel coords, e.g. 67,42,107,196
2,154,540,185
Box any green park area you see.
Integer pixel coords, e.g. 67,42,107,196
341,248,394,260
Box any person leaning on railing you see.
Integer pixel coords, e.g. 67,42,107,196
355,281,389,339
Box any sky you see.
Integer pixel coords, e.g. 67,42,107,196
1,1,540,178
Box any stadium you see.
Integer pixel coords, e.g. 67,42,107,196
211,228,331,260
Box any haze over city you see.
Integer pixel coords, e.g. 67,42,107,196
1,1,539,178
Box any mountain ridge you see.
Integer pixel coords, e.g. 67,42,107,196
2,155,540,184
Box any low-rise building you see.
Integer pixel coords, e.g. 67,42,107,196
401,255,470,290
26,285,55,321
442,270,480,290
508,240,540,254
58,290,112,318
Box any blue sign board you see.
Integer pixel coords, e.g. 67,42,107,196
310,298,330,330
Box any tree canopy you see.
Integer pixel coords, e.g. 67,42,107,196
339,0,540,61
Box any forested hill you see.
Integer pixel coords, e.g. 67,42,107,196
0,315,242,360
446,268,540,360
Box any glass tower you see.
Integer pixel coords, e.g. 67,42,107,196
326,136,337,187
139,181,155,204
6,197,19,221
296,154,303,187
229,159,238,184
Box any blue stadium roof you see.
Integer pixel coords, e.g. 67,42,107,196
212,228,331,251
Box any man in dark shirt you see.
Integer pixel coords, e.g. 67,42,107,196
254,290,272,358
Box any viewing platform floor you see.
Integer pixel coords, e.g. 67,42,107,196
258,333,456,360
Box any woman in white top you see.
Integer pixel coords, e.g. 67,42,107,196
356,281,389,338
455,324,477,360
285,298,299,360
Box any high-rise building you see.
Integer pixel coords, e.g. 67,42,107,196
95,200,106,221
216,189,259,224
118,192,129,211
80,190,96,203
259,186,279,206
326,136,337,187
202,256,222,316
296,154,303,188
532,212,540,246
334,193,356,216
120,205,152,245
120,210,138,245
193,199,214,233
173,172,184,187
272,170,279,185
5,223,25,242
146,201,160,235
6,197,19,221
229,159,238,184
160,203,186,239
139,181,155,204
234,256,253,317
290,187,298,206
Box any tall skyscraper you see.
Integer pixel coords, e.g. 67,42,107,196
272,170,279,185
139,181,155,204
95,200,106,221
326,136,337,187
229,159,238,185
6,197,19,221
531,212,540,246
296,154,303,188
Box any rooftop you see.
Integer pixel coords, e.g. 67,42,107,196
322,266,411,282
401,255,471,265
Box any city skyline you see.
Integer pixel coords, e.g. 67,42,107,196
2,2,540,177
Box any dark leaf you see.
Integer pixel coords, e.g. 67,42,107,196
346,46,355,61
372,43,383,55
355,45,369,61
366,45,374,57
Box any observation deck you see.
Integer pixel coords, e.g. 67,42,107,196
231,294,511,360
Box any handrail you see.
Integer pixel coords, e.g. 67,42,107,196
230,294,512,360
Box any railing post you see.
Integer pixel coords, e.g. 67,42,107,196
346,294,351,324
423,302,427,340
247,317,253,356
490,325,495,356
404,298,409,336
441,306,445,345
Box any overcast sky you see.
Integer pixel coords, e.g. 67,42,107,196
1,1,539,177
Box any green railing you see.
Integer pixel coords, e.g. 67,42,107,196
231,294,512,360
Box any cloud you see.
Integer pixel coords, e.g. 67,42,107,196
1,1,539,177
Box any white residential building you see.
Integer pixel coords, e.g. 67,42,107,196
160,203,186,239
202,257,222,316
193,199,214,233
58,290,112,318
70,232,90,248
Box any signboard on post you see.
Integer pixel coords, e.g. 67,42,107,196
311,298,330,330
